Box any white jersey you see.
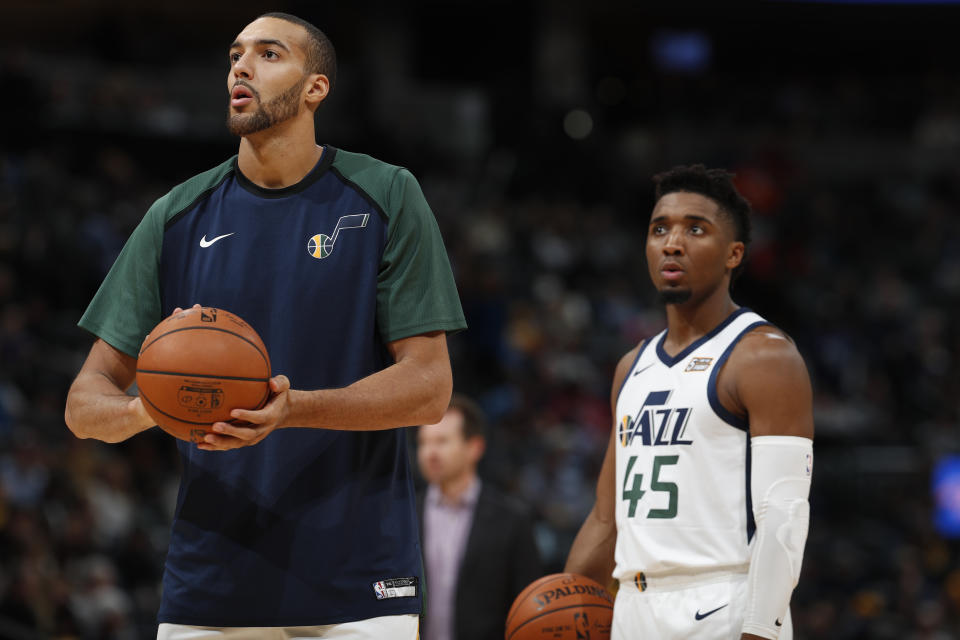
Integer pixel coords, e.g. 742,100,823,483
613,308,771,583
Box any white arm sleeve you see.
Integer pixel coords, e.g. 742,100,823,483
742,435,813,639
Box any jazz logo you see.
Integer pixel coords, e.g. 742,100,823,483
308,214,369,259
619,390,693,447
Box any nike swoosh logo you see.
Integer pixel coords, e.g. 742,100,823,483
775,619,783,627
694,604,728,620
633,363,654,376
199,233,235,248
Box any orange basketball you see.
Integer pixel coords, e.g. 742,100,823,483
505,573,614,640
135,307,271,443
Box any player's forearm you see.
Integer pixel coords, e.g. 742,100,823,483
64,373,155,443
285,355,452,430
565,506,617,587
741,436,812,638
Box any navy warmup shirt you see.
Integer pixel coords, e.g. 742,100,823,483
79,146,466,626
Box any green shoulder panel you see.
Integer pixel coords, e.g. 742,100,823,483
78,157,236,357
331,149,467,342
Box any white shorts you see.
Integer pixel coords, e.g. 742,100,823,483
157,614,419,640
612,572,793,640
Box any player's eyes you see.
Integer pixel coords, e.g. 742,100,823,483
229,52,241,63
264,50,279,60
651,225,666,234
690,225,703,234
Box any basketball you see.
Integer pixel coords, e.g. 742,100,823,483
135,307,272,443
505,573,614,640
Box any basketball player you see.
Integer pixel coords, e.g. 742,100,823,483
565,165,813,640
64,13,466,639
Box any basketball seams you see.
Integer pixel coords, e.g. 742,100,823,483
135,370,270,383
140,391,266,427
135,308,272,442
506,603,614,640
505,573,614,635
253,386,271,411
506,574,565,627
137,372,267,420
140,391,218,427
140,326,270,372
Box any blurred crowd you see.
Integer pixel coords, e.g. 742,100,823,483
3,2,960,638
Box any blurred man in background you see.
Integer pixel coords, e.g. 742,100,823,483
418,394,543,640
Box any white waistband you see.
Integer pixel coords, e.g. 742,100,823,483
619,566,749,592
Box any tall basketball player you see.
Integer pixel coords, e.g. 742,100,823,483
65,12,465,640
565,165,813,640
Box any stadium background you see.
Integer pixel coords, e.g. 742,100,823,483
1,0,959,637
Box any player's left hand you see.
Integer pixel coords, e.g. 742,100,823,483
197,375,291,451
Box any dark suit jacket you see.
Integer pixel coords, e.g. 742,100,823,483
418,483,543,640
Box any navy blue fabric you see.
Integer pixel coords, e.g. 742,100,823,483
655,307,753,368
155,150,422,625
706,320,771,431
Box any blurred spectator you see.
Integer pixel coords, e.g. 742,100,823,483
417,394,542,640
0,436,48,509
68,555,135,640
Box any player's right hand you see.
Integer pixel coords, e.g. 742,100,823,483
198,375,291,451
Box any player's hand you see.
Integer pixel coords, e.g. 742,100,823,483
171,303,202,315
197,375,291,451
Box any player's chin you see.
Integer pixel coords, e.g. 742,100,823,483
657,286,693,305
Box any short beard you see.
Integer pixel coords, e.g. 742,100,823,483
226,76,306,137
658,288,692,305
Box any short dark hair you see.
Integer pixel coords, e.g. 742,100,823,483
258,12,337,92
448,393,486,440
653,164,753,281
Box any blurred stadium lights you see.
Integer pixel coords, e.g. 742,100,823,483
934,457,960,538
563,108,593,140
649,29,712,74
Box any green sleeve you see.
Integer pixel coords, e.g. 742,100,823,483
78,200,166,357
78,157,234,357
377,168,467,342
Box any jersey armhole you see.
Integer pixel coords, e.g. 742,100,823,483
706,321,773,431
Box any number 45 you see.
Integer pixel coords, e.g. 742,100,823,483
623,455,678,519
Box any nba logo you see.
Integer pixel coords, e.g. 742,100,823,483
373,581,386,600
574,612,590,639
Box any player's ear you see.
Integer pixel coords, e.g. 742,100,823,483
726,240,745,271
304,73,330,110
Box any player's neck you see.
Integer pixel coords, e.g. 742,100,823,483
663,288,739,355
438,471,479,504
236,118,322,189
